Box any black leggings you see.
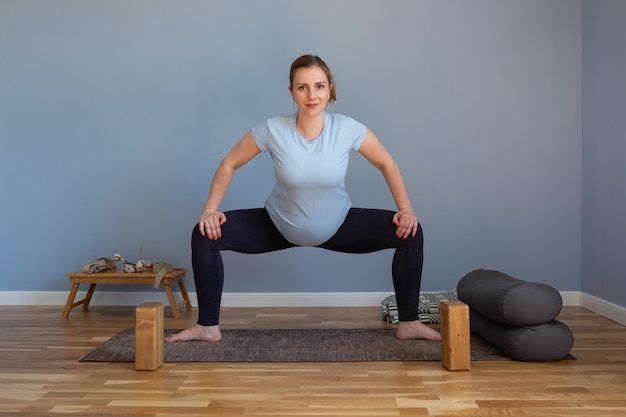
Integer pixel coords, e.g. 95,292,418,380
191,207,423,325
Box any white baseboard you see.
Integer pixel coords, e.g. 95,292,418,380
559,291,581,307
579,292,626,326
0,291,392,308
0,290,590,308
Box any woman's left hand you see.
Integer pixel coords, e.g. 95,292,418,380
393,209,419,239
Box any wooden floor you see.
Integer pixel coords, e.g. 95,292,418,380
1,305,625,416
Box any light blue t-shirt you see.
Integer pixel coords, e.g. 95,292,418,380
252,112,367,246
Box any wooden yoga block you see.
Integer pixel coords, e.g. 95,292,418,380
440,300,471,371
135,302,164,371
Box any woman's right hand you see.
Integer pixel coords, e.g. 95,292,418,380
199,208,227,240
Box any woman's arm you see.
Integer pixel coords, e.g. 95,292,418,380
358,128,418,239
200,130,261,239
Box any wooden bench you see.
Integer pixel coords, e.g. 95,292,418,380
63,268,191,319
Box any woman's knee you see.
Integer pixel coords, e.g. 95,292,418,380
404,223,424,248
415,223,424,245
191,223,202,242
191,223,215,251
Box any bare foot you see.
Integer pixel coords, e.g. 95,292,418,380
164,323,222,343
396,320,441,341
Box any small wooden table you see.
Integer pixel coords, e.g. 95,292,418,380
63,268,192,319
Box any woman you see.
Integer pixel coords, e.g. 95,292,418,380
166,55,440,343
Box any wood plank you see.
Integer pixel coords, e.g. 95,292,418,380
0,305,625,416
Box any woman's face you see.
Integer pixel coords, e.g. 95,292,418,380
289,66,332,118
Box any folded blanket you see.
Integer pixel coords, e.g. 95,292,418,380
81,257,117,273
382,290,458,324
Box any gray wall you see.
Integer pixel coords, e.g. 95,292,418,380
1,1,584,296
582,0,626,306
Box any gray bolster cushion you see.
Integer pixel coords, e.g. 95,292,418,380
457,269,562,326
470,310,574,361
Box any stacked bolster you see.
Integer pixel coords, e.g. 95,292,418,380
457,269,574,362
